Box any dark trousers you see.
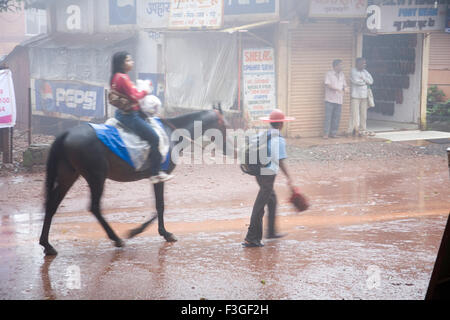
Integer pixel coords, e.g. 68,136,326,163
323,101,342,137
115,110,162,175
245,175,277,243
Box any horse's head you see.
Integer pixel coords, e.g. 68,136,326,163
165,105,237,159
210,103,237,158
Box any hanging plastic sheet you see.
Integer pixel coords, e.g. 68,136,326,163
28,33,135,85
164,33,238,111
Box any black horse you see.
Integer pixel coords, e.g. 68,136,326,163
39,107,232,256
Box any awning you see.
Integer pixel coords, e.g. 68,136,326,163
22,32,136,50
158,19,279,34
220,20,280,34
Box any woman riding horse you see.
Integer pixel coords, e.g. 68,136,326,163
111,51,173,184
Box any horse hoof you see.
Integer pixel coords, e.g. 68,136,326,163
44,247,58,256
114,239,125,248
164,233,178,242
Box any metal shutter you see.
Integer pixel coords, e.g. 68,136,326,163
429,32,450,70
287,21,354,137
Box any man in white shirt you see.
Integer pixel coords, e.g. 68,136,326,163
323,59,348,139
348,57,373,137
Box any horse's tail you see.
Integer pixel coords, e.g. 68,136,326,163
45,131,68,207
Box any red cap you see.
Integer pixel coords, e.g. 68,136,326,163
260,109,295,122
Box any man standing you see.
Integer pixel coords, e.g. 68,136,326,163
348,57,373,137
243,109,295,248
323,59,348,139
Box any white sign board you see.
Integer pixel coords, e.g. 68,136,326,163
137,0,170,28
242,48,276,128
309,0,368,18
0,70,16,129
367,3,448,33
168,0,223,29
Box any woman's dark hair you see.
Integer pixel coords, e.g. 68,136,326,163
110,51,130,84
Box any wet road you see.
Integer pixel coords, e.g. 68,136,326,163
0,151,449,299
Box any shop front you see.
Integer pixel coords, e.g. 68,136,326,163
364,0,449,132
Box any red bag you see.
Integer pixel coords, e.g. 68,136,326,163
290,187,309,212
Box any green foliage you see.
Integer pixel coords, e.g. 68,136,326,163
427,85,445,104
427,86,450,117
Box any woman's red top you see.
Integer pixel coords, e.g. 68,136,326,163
111,73,148,111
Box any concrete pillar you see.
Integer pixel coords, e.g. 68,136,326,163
276,22,289,137
420,33,430,130
136,30,159,75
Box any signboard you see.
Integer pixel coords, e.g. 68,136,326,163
242,48,276,128
32,79,105,120
138,73,165,105
110,0,137,25
168,0,223,29
137,0,170,28
366,1,447,33
309,0,368,18
0,70,16,129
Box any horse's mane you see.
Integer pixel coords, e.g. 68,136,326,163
165,110,214,129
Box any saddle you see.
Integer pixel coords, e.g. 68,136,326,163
89,117,170,171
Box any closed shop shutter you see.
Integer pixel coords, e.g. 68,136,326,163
287,21,354,137
429,33,450,70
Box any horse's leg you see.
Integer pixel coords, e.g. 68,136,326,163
86,174,124,248
127,213,157,239
154,182,177,242
39,166,79,256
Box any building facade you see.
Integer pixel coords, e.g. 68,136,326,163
2,0,449,136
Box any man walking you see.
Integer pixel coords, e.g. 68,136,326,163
323,59,347,139
348,57,373,137
243,109,295,248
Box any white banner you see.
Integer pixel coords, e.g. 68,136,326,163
242,48,276,128
0,69,16,129
168,0,223,29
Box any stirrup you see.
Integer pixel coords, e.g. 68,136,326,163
157,172,174,182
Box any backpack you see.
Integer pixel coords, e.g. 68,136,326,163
240,132,272,176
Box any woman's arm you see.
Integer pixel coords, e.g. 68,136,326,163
116,74,148,101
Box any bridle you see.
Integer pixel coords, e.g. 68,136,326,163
158,109,227,151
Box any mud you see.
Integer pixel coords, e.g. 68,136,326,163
0,143,449,299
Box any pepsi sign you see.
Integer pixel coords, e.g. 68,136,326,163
34,79,105,119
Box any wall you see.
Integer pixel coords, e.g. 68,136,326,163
0,9,26,58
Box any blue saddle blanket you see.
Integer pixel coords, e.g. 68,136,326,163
89,117,170,171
